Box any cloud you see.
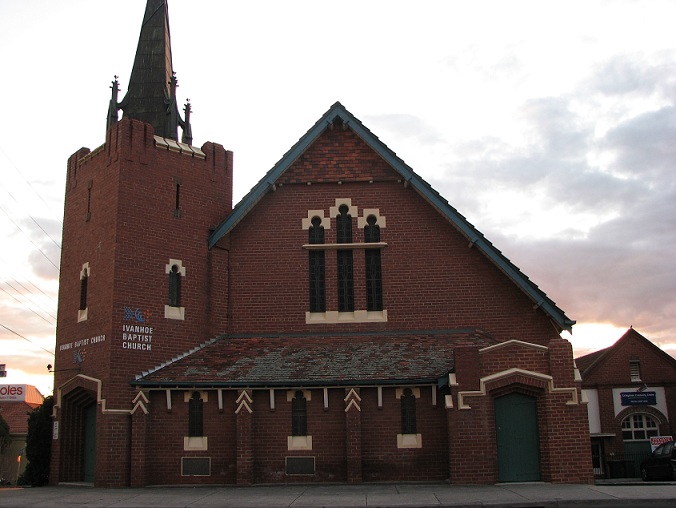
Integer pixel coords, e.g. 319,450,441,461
602,106,676,179
426,51,676,354
590,52,676,97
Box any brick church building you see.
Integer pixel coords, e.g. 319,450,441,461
51,0,593,487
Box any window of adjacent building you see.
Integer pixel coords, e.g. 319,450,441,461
629,360,641,382
291,390,308,437
336,204,354,312
400,388,417,435
188,391,204,437
364,214,383,311
621,413,658,441
308,216,326,313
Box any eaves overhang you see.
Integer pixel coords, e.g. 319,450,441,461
131,376,444,390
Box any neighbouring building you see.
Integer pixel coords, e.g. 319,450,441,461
577,328,676,479
50,0,594,487
0,384,44,484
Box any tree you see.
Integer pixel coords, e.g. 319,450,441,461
0,414,9,451
0,414,10,484
21,396,53,487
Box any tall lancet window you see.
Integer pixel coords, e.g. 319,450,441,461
79,269,89,311
188,391,204,437
336,204,354,312
78,263,89,322
168,264,181,308
401,388,417,435
308,216,326,313
364,214,383,311
165,259,186,320
292,391,308,437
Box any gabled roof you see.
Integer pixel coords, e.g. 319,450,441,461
576,327,676,379
208,102,574,332
132,329,497,388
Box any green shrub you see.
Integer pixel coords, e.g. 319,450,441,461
22,396,53,487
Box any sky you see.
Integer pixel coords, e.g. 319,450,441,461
0,0,674,397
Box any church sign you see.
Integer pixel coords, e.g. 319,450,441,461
122,306,153,351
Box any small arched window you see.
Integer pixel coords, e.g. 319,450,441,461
188,391,204,437
401,388,417,435
291,391,308,437
168,264,181,308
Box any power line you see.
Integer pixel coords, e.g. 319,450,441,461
0,253,59,311
0,276,57,321
0,144,63,229
0,285,56,326
0,205,60,272
0,322,55,357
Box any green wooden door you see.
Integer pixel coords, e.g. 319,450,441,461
83,404,96,482
495,392,541,482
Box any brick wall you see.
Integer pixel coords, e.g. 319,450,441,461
226,126,561,343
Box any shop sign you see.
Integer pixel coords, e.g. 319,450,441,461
0,384,25,401
620,391,656,406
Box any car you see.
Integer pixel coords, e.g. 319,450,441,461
641,441,676,481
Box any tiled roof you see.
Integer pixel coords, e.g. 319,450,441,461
575,348,608,377
133,330,497,388
0,402,40,435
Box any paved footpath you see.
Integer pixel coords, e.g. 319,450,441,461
1,482,676,508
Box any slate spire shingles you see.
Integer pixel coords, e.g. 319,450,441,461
117,0,187,141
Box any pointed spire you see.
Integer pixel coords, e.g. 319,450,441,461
115,0,190,141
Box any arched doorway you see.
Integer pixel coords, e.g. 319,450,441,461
60,387,97,483
495,392,541,482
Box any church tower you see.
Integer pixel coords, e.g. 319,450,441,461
51,0,232,486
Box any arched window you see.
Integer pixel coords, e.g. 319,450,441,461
364,215,383,311
79,268,89,311
188,391,204,437
401,388,417,435
622,413,658,441
336,204,354,312
292,390,308,437
308,216,325,313
168,264,181,308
